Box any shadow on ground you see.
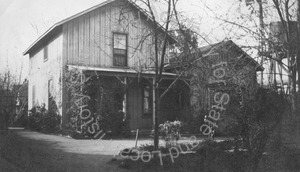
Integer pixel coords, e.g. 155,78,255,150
1,129,130,172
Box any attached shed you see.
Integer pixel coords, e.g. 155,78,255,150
167,40,264,134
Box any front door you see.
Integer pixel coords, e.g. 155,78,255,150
127,81,152,130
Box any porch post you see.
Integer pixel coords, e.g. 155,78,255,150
152,78,155,128
123,77,127,117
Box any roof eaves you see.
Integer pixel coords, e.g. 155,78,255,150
199,40,264,71
126,0,177,44
23,0,115,56
23,0,176,56
68,65,178,77
23,24,58,55
228,42,264,71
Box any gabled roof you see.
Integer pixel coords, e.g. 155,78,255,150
199,40,264,71
167,40,264,71
23,0,176,56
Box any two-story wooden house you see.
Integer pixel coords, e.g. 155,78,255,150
23,0,189,133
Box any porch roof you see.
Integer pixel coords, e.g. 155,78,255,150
67,65,180,79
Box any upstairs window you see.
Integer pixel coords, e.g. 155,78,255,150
44,46,48,62
113,33,127,66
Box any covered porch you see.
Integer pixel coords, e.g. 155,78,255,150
68,65,191,133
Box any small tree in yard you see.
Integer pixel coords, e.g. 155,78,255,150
236,86,285,171
130,0,199,150
225,65,287,171
0,70,19,130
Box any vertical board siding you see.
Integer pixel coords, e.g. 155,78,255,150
94,9,100,65
67,21,74,63
89,10,95,66
106,6,112,66
84,14,90,65
73,18,79,65
78,16,85,63
63,25,68,64
62,1,157,69
99,10,106,66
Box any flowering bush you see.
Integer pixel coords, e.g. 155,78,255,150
159,120,182,147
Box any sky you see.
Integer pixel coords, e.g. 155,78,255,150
0,0,109,82
0,0,270,83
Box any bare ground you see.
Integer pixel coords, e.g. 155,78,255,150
1,128,234,172
0,128,154,172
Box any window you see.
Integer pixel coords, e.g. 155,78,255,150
113,33,127,66
32,85,35,106
48,79,53,109
143,85,152,116
44,46,48,62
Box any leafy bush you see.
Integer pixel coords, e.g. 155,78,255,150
28,104,46,131
195,139,249,172
64,74,130,138
28,103,61,133
159,120,182,147
66,110,130,139
121,139,249,172
234,87,286,171
109,111,130,137
101,111,130,137
181,113,205,134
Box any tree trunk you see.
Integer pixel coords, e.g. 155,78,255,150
297,0,300,101
258,0,264,86
154,84,160,150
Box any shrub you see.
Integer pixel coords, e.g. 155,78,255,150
64,74,130,138
181,113,204,134
234,87,286,171
28,103,61,134
106,111,130,137
195,139,249,172
28,104,46,131
159,120,182,147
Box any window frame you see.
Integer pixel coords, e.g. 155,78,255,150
48,79,53,106
142,84,153,118
112,32,128,67
32,85,35,107
44,46,48,62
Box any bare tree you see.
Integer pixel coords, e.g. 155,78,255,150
203,0,299,114
131,0,205,149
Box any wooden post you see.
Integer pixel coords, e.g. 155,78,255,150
123,77,127,117
152,78,155,128
298,0,300,89
258,0,264,86
135,129,139,148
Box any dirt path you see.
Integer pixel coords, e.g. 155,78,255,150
1,129,154,172
0,154,22,172
0,131,23,172
1,129,226,172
